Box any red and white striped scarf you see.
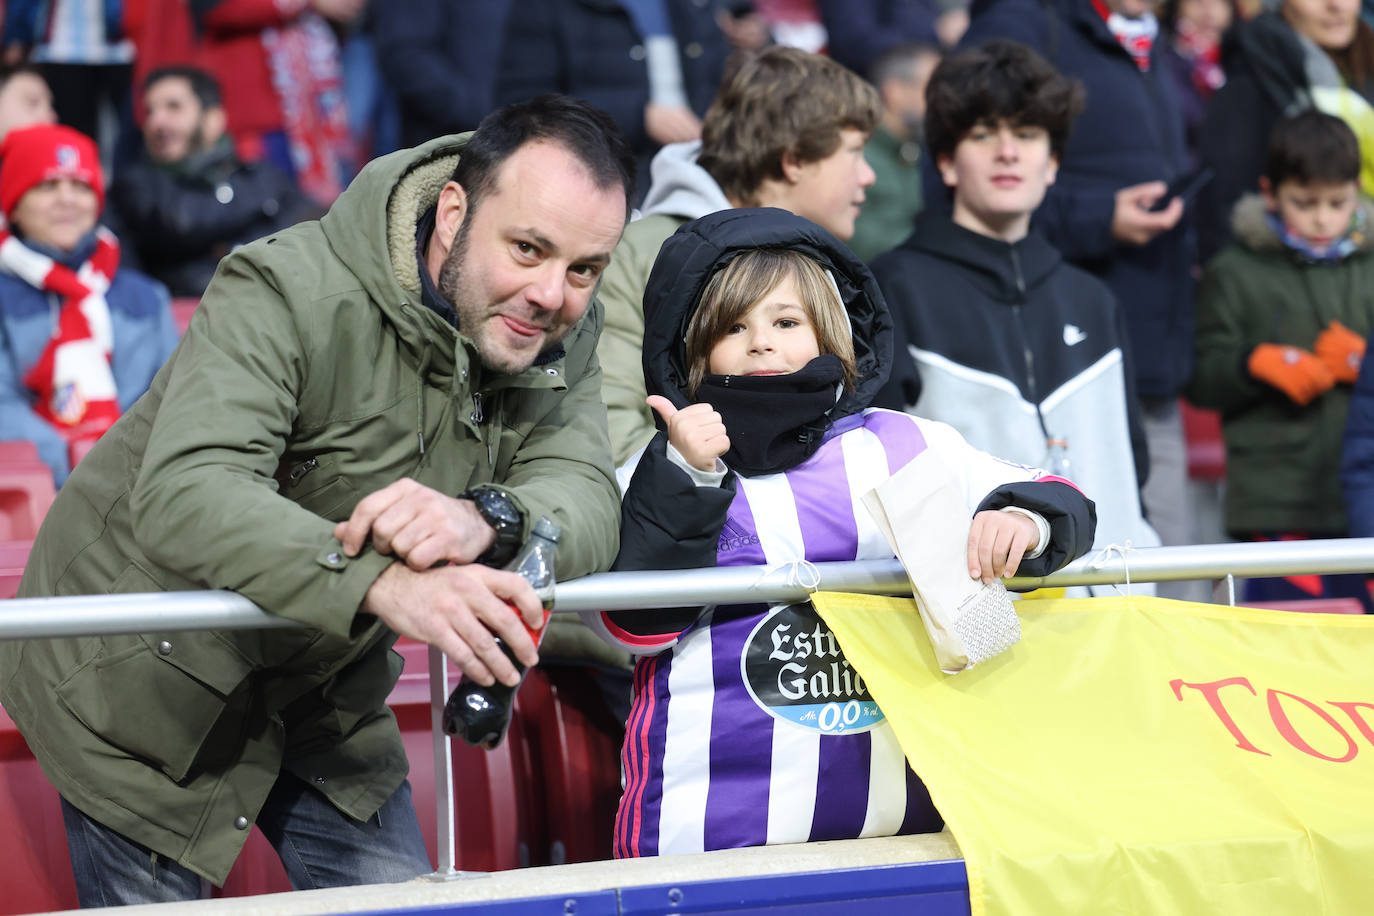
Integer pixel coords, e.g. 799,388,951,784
261,13,352,205
3,226,122,441
1093,0,1158,72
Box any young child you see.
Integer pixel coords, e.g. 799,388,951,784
1190,110,1374,607
587,207,1096,858
871,39,1158,593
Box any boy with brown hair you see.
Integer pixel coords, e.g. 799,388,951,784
597,45,891,464
872,40,1158,583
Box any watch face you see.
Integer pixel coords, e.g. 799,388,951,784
489,498,521,528
478,489,521,531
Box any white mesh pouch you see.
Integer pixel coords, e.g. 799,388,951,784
951,582,1021,666
862,448,1024,673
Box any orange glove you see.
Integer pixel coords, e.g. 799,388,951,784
1248,344,1335,406
1313,320,1366,384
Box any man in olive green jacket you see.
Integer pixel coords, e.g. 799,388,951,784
1,96,633,903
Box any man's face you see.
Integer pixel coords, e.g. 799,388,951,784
1265,178,1359,253
0,73,55,142
143,77,217,163
780,128,876,241
939,120,1058,240
436,141,626,375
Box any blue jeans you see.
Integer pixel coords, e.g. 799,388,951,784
61,774,432,906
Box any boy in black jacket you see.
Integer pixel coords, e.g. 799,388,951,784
872,39,1158,591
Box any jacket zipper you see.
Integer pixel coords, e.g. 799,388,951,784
288,456,318,483
1009,247,1036,395
471,392,495,465
1008,246,1051,440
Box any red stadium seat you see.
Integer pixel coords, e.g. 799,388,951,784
0,442,55,541
1181,399,1226,481
516,665,622,865
171,298,200,334
0,541,31,599
0,442,43,466
0,704,79,913
390,638,543,873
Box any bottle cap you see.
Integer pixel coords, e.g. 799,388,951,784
532,516,561,541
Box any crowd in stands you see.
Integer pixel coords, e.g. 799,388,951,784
2,0,1374,894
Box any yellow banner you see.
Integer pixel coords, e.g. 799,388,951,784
811,593,1374,916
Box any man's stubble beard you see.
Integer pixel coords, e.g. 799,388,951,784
437,213,569,376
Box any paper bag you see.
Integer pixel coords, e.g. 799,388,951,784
862,449,1021,674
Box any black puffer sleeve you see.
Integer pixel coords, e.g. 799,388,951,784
608,432,736,636
976,479,1097,579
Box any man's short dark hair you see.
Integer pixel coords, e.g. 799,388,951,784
453,94,635,218
143,66,222,111
924,40,1083,164
1265,110,1361,188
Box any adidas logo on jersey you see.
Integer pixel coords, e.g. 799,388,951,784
1063,324,1087,346
719,517,761,553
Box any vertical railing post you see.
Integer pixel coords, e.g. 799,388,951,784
428,645,457,878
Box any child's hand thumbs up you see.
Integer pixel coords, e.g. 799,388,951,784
647,395,730,472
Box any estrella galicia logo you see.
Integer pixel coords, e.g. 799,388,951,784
740,602,885,734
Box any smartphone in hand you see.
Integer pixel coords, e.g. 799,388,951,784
1148,168,1214,213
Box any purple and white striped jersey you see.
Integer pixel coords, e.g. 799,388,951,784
601,408,1063,858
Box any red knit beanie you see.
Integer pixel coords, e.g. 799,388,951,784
0,124,105,218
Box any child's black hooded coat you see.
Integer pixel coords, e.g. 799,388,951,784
609,208,1096,638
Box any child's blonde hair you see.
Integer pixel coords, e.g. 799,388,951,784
683,249,857,398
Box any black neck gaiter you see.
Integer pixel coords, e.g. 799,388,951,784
693,354,845,477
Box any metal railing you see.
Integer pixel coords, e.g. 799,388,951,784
4,537,1374,876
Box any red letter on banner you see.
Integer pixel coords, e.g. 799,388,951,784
1170,677,1271,756
1267,690,1359,762
1328,702,1374,748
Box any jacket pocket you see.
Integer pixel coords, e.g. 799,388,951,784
55,581,257,781
279,455,359,520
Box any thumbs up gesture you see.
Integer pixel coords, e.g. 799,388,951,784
647,395,730,471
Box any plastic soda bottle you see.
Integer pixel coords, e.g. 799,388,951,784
1043,438,1071,478
442,516,559,748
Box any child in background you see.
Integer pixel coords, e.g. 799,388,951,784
586,207,1096,858
1189,110,1374,608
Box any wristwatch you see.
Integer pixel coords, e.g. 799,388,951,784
462,485,524,567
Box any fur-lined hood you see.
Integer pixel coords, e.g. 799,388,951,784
316,133,474,382
1230,192,1374,254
